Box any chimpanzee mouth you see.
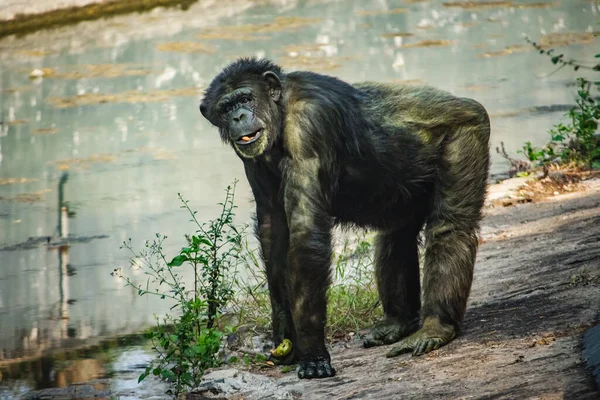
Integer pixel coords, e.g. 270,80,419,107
235,128,263,145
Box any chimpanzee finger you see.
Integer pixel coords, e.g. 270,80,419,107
386,341,412,358
363,336,385,348
424,340,436,354
413,340,428,356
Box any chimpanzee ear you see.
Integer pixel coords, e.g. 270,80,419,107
199,102,208,119
262,71,282,102
199,101,217,126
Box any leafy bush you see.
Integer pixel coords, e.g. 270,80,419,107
518,78,600,169
519,36,600,171
112,183,246,397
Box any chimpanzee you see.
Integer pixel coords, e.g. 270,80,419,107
199,57,490,380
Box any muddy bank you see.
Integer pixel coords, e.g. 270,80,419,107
0,0,197,39
0,0,102,20
190,177,600,400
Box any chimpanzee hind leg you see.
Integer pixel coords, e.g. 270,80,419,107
387,98,490,358
364,229,421,348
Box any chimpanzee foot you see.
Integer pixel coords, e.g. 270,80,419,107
297,356,336,379
363,317,419,348
386,317,456,358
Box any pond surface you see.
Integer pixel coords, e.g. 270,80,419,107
0,0,598,397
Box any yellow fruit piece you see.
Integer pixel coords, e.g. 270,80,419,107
270,338,292,358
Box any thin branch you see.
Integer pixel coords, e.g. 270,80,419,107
525,35,600,72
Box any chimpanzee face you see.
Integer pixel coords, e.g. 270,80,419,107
200,68,282,159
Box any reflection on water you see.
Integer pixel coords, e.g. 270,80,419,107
0,333,166,398
0,0,598,395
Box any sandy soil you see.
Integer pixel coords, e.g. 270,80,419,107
193,178,600,400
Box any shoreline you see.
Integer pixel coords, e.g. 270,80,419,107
3,174,600,399
0,0,197,39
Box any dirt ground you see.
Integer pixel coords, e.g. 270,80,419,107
194,177,600,400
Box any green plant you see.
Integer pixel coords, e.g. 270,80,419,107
517,78,599,169
519,33,600,170
112,182,246,397
227,240,272,334
230,231,382,345
327,233,381,339
551,78,600,167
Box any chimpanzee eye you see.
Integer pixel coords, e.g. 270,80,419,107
240,95,251,104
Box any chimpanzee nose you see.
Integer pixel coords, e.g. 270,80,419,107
232,109,248,123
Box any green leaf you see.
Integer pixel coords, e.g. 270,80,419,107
161,369,176,381
153,368,161,376
182,347,192,357
181,372,193,384
167,254,188,267
193,235,212,247
254,353,267,363
281,365,297,373
196,344,207,355
138,373,147,383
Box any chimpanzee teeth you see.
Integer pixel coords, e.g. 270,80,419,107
236,129,262,145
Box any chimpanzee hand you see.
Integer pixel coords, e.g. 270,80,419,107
363,316,419,348
386,317,456,357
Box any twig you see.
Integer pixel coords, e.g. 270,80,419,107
495,141,531,177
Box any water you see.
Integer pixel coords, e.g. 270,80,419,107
0,0,598,396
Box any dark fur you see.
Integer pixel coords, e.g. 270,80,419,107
199,57,491,379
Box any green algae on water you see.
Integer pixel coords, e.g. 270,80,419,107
380,32,415,39
197,16,322,40
46,87,202,108
155,42,215,53
400,39,456,48
355,8,408,16
0,178,38,186
31,127,58,135
443,1,557,9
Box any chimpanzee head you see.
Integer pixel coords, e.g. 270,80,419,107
199,57,284,159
